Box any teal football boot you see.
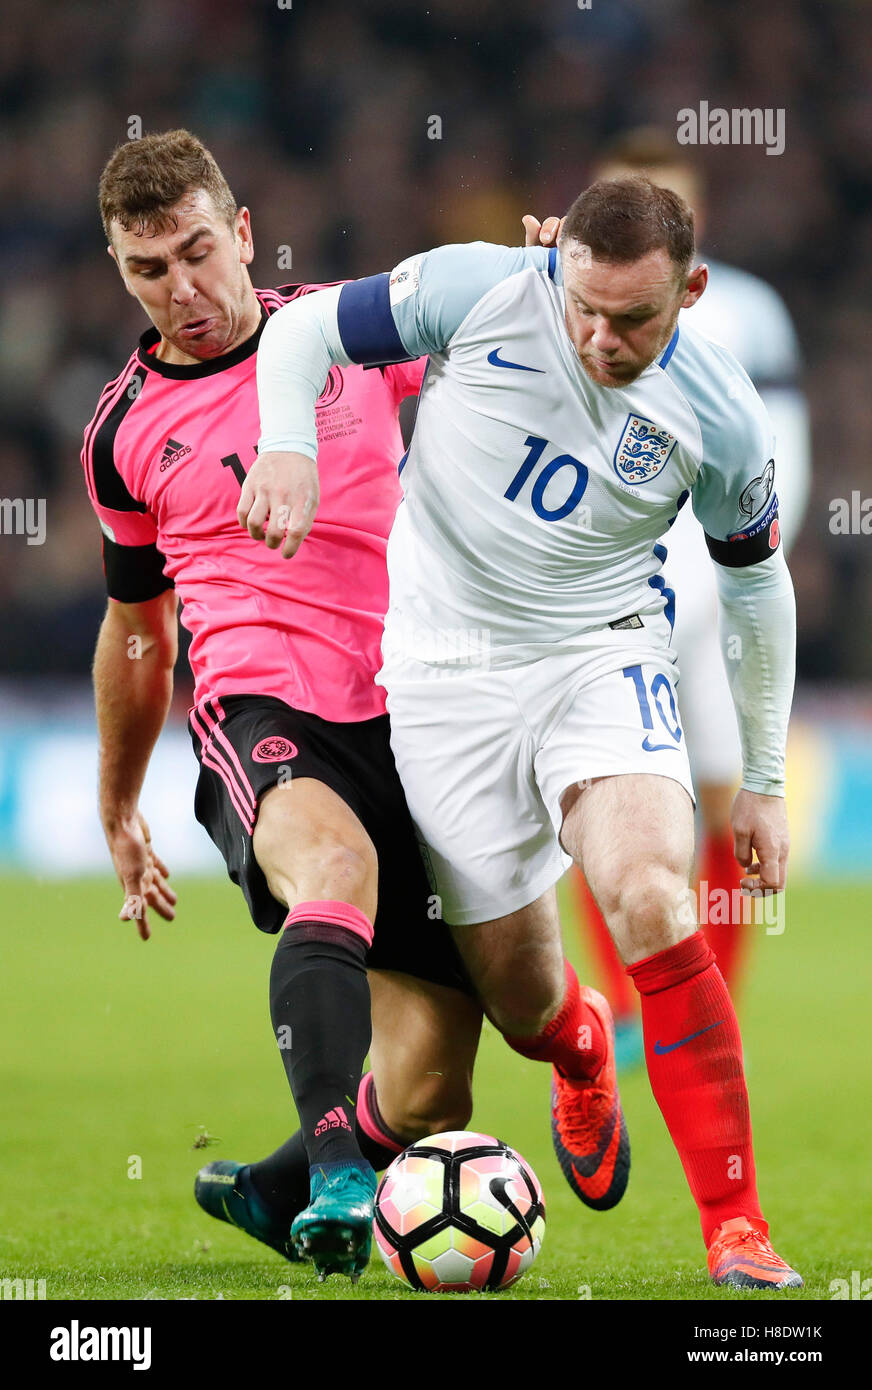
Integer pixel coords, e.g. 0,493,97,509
290,1162,378,1282
194,1160,303,1262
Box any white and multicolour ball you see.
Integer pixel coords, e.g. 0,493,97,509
374,1130,546,1292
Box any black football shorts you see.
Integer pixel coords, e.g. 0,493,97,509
188,694,472,993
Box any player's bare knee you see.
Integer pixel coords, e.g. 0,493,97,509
589,876,622,926
259,833,376,915
255,781,378,910
309,838,376,904
611,863,695,956
475,934,565,1037
488,977,564,1039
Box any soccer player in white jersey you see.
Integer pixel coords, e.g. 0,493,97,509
244,177,802,1289
561,132,812,1056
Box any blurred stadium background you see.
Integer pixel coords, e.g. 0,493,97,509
1,0,871,878
1,0,871,1302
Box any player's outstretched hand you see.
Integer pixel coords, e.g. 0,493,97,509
522,214,564,247
731,789,789,895
107,811,177,941
237,450,319,559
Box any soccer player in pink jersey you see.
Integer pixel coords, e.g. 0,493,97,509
83,129,485,1281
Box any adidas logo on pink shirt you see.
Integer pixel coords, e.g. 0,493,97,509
159,437,192,472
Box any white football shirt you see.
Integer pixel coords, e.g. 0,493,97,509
256,243,795,793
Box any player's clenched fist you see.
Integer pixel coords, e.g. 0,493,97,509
237,450,319,559
731,789,790,895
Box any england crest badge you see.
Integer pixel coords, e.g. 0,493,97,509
613,414,677,485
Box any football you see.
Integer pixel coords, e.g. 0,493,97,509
373,1130,546,1292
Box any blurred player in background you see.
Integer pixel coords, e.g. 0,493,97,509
83,129,487,1282
570,131,812,1062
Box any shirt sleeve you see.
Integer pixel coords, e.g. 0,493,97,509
80,431,172,604
685,367,793,792
713,549,796,796
690,374,782,567
337,242,554,361
257,243,554,459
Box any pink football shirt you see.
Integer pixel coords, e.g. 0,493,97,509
82,285,424,722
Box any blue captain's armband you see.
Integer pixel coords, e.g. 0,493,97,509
336,274,410,365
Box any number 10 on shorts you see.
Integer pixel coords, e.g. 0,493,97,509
623,664,683,753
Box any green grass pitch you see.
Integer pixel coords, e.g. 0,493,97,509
1,872,870,1301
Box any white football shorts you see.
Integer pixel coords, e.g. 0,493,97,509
377,608,695,926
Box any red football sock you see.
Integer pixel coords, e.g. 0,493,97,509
700,828,749,996
571,867,636,1019
627,932,765,1246
503,958,606,1081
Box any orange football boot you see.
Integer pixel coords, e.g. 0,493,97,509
707,1217,803,1289
550,986,630,1210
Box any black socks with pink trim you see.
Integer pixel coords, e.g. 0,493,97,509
269,901,373,1170
248,1133,311,1224
354,1070,406,1169
248,1072,407,1223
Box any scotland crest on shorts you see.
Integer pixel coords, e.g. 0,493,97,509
613,414,677,485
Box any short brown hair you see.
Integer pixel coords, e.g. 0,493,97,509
98,128,237,242
561,177,695,280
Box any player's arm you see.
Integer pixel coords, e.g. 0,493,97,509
81,421,178,939
711,552,795,894
94,590,179,940
691,395,795,895
244,242,555,557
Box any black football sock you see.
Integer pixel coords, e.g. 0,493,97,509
269,903,373,1172
249,1072,406,1223
247,1132,311,1222
354,1070,407,1169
